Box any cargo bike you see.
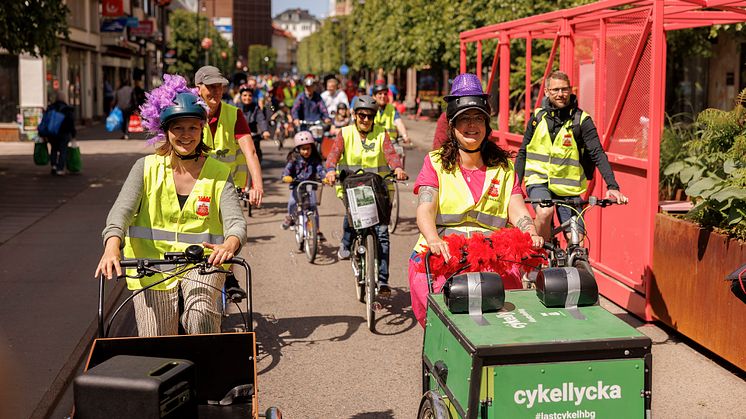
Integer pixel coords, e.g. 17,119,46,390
73,245,281,419
417,250,652,419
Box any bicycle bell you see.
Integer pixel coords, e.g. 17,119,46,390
185,245,204,263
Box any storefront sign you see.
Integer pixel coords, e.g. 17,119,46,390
101,18,126,33
129,20,154,37
102,0,124,17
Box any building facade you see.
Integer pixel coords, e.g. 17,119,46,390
273,9,320,42
272,24,296,74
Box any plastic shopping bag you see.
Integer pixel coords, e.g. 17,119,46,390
67,139,82,173
127,113,144,133
33,138,49,166
106,107,123,132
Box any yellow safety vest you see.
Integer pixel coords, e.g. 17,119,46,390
283,86,297,108
414,151,514,252
375,104,398,140
334,124,392,199
202,103,248,188
123,154,230,290
524,108,589,196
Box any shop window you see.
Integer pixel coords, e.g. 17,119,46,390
0,55,19,122
68,0,87,30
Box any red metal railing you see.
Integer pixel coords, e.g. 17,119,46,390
459,0,746,320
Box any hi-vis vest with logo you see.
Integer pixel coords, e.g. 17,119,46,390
334,124,392,199
374,104,398,140
202,103,247,188
524,108,589,196
123,154,230,290
413,151,514,252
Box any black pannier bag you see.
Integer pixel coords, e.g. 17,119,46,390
340,170,392,226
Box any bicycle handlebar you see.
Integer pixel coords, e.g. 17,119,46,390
525,196,616,208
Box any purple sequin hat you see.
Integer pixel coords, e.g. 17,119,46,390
444,73,488,101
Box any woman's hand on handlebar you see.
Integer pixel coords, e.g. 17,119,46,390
203,237,240,266
394,167,408,181
95,237,123,279
529,234,544,250
426,237,451,263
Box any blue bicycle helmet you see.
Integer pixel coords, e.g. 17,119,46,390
159,92,207,129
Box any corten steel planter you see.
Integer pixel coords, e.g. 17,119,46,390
651,213,746,371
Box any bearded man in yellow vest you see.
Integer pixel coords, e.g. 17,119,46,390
195,66,264,206
324,95,408,297
515,71,628,241
372,82,411,146
409,73,543,327
95,75,247,336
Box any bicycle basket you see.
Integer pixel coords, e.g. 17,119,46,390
341,172,391,228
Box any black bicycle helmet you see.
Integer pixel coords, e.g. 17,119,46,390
371,83,388,95
159,92,207,129
445,95,490,123
353,95,378,112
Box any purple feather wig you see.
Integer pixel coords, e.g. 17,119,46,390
139,74,208,145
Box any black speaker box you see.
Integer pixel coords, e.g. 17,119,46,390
535,266,599,307
73,355,196,419
75,333,257,418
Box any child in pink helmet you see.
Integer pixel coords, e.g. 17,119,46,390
281,131,327,237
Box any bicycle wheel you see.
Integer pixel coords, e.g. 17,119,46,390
388,182,400,234
274,128,284,150
365,233,378,332
294,215,304,251
304,213,318,263
352,238,365,302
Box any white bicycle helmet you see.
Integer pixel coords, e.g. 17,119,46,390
294,131,315,147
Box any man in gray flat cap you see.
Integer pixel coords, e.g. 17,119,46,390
195,65,264,206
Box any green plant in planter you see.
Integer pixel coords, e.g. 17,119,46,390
664,89,746,240
659,112,697,200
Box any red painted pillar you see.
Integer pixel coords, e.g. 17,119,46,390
499,33,510,146
645,0,666,320
477,41,483,81
460,42,467,74
525,36,533,126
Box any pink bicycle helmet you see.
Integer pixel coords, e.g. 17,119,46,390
294,131,315,147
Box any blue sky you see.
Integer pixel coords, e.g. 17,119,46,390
272,0,329,19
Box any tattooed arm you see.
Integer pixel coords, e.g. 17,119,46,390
508,193,544,249
416,186,451,261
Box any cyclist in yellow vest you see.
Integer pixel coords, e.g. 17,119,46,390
95,76,247,336
372,82,411,146
195,66,264,206
515,71,628,241
324,95,408,297
409,73,543,327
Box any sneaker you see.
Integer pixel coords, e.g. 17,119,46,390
122,134,129,140
55,169,65,176
377,283,392,297
281,215,294,230
337,246,351,260
317,232,326,242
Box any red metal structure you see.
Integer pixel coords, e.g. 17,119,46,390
460,0,746,320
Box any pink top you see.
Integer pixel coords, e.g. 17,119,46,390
414,155,523,202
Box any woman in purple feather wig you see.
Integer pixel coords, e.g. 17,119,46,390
95,74,247,337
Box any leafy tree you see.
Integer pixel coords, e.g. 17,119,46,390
166,9,233,79
0,0,69,56
248,45,277,73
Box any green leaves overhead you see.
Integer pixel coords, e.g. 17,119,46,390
0,0,70,57
166,9,233,79
297,0,594,75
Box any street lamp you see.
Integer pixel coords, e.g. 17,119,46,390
263,56,269,74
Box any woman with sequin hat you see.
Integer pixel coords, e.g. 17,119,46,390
408,73,544,327
95,74,247,337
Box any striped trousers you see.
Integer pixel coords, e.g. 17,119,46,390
132,269,226,337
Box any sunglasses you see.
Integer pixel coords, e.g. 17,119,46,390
357,112,375,121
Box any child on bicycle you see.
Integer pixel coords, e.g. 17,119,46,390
95,74,247,337
329,102,351,136
282,131,327,240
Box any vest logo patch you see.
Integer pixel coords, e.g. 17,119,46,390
563,133,573,147
487,178,501,199
196,196,211,216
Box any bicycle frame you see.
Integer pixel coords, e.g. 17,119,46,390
291,180,321,235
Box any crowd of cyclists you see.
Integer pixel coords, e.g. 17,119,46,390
94,65,628,337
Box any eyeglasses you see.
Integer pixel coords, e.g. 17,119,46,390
357,112,375,121
547,87,571,95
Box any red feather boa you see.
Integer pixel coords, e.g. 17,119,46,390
415,228,545,279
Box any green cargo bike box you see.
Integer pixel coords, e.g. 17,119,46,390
422,289,652,418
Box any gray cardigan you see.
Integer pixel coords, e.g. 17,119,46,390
102,157,248,250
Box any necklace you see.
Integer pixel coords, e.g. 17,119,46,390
460,164,482,183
